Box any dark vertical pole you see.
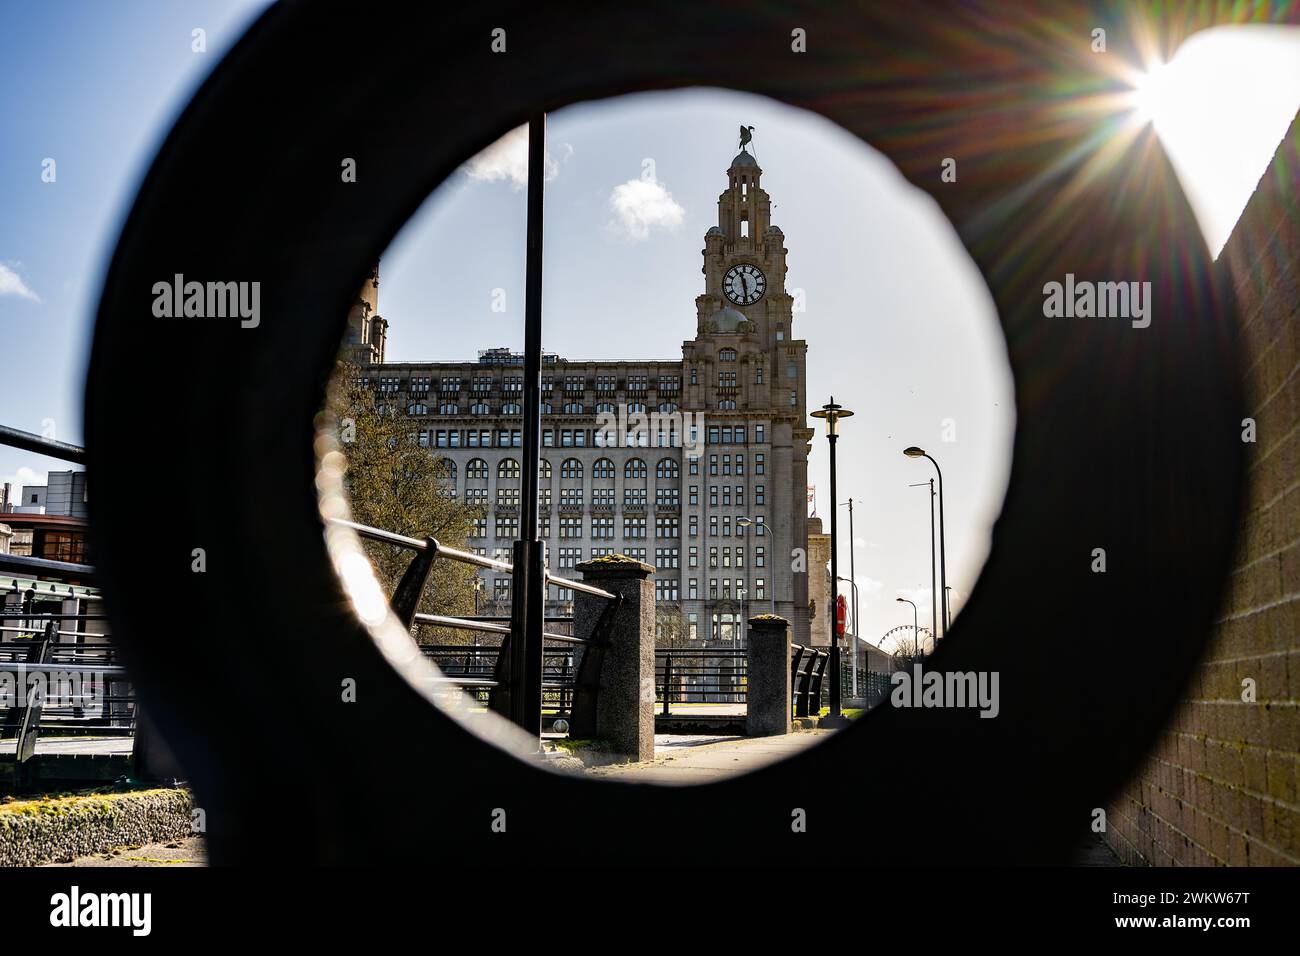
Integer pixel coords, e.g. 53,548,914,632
928,454,949,637
929,478,938,644
509,113,547,740
847,498,857,699
520,120,544,539
828,427,841,718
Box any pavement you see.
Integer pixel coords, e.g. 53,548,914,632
586,730,832,784
0,736,133,756
40,836,208,867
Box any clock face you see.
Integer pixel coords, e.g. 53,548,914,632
722,263,766,306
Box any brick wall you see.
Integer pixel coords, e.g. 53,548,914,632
1105,112,1300,866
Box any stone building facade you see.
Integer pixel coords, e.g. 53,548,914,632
349,147,814,647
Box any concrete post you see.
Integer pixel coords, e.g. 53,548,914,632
573,555,655,761
746,615,792,737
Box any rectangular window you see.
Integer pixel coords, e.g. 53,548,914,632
756,454,765,475
688,546,699,568
592,516,614,539
655,516,679,538
755,484,765,506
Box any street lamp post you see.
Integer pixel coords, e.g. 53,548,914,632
811,397,854,720
904,447,949,640
837,574,860,698
737,516,774,613
908,479,938,644
736,586,746,703
840,498,859,700
896,597,919,657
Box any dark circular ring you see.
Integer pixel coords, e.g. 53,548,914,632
86,2,1241,864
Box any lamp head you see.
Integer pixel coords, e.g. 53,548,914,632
903,446,926,458
810,396,854,436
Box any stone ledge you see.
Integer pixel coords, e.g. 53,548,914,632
575,554,655,576
0,788,193,867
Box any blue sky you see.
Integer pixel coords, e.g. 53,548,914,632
6,5,1291,647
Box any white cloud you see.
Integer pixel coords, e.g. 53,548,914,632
0,466,43,499
0,263,39,303
461,125,568,190
606,176,685,241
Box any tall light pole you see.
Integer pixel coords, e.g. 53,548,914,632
908,479,938,644
839,499,859,699
896,597,919,657
811,398,853,720
836,574,860,696
737,516,774,613
904,447,948,639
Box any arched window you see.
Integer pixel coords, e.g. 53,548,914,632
407,403,427,415
471,403,490,415
595,402,616,414
719,400,737,410
540,402,553,415
501,403,521,415
656,458,679,480
626,402,646,413
561,458,583,480
563,402,584,414
658,402,677,413
719,348,737,362
593,458,615,480
539,459,552,480
436,460,457,484
498,458,520,479
625,458,647,480
438,402,458,415
466,458,489,480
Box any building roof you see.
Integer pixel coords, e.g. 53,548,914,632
730,151,759,169
0,512,87,532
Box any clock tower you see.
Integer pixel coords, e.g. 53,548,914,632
680,135,813,648
693,149,795,345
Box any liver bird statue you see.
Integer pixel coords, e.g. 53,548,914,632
738,125,754,151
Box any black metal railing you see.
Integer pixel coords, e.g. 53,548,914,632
655,647,747,713
329,517,620,740
0,618,135,763
790,643,830,718
840,667,895,709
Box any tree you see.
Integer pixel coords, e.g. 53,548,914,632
655,603,689,648
326,362,486,644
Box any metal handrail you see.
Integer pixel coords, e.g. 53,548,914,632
0,424,86,465
329,516,615,601
413,613,586,646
